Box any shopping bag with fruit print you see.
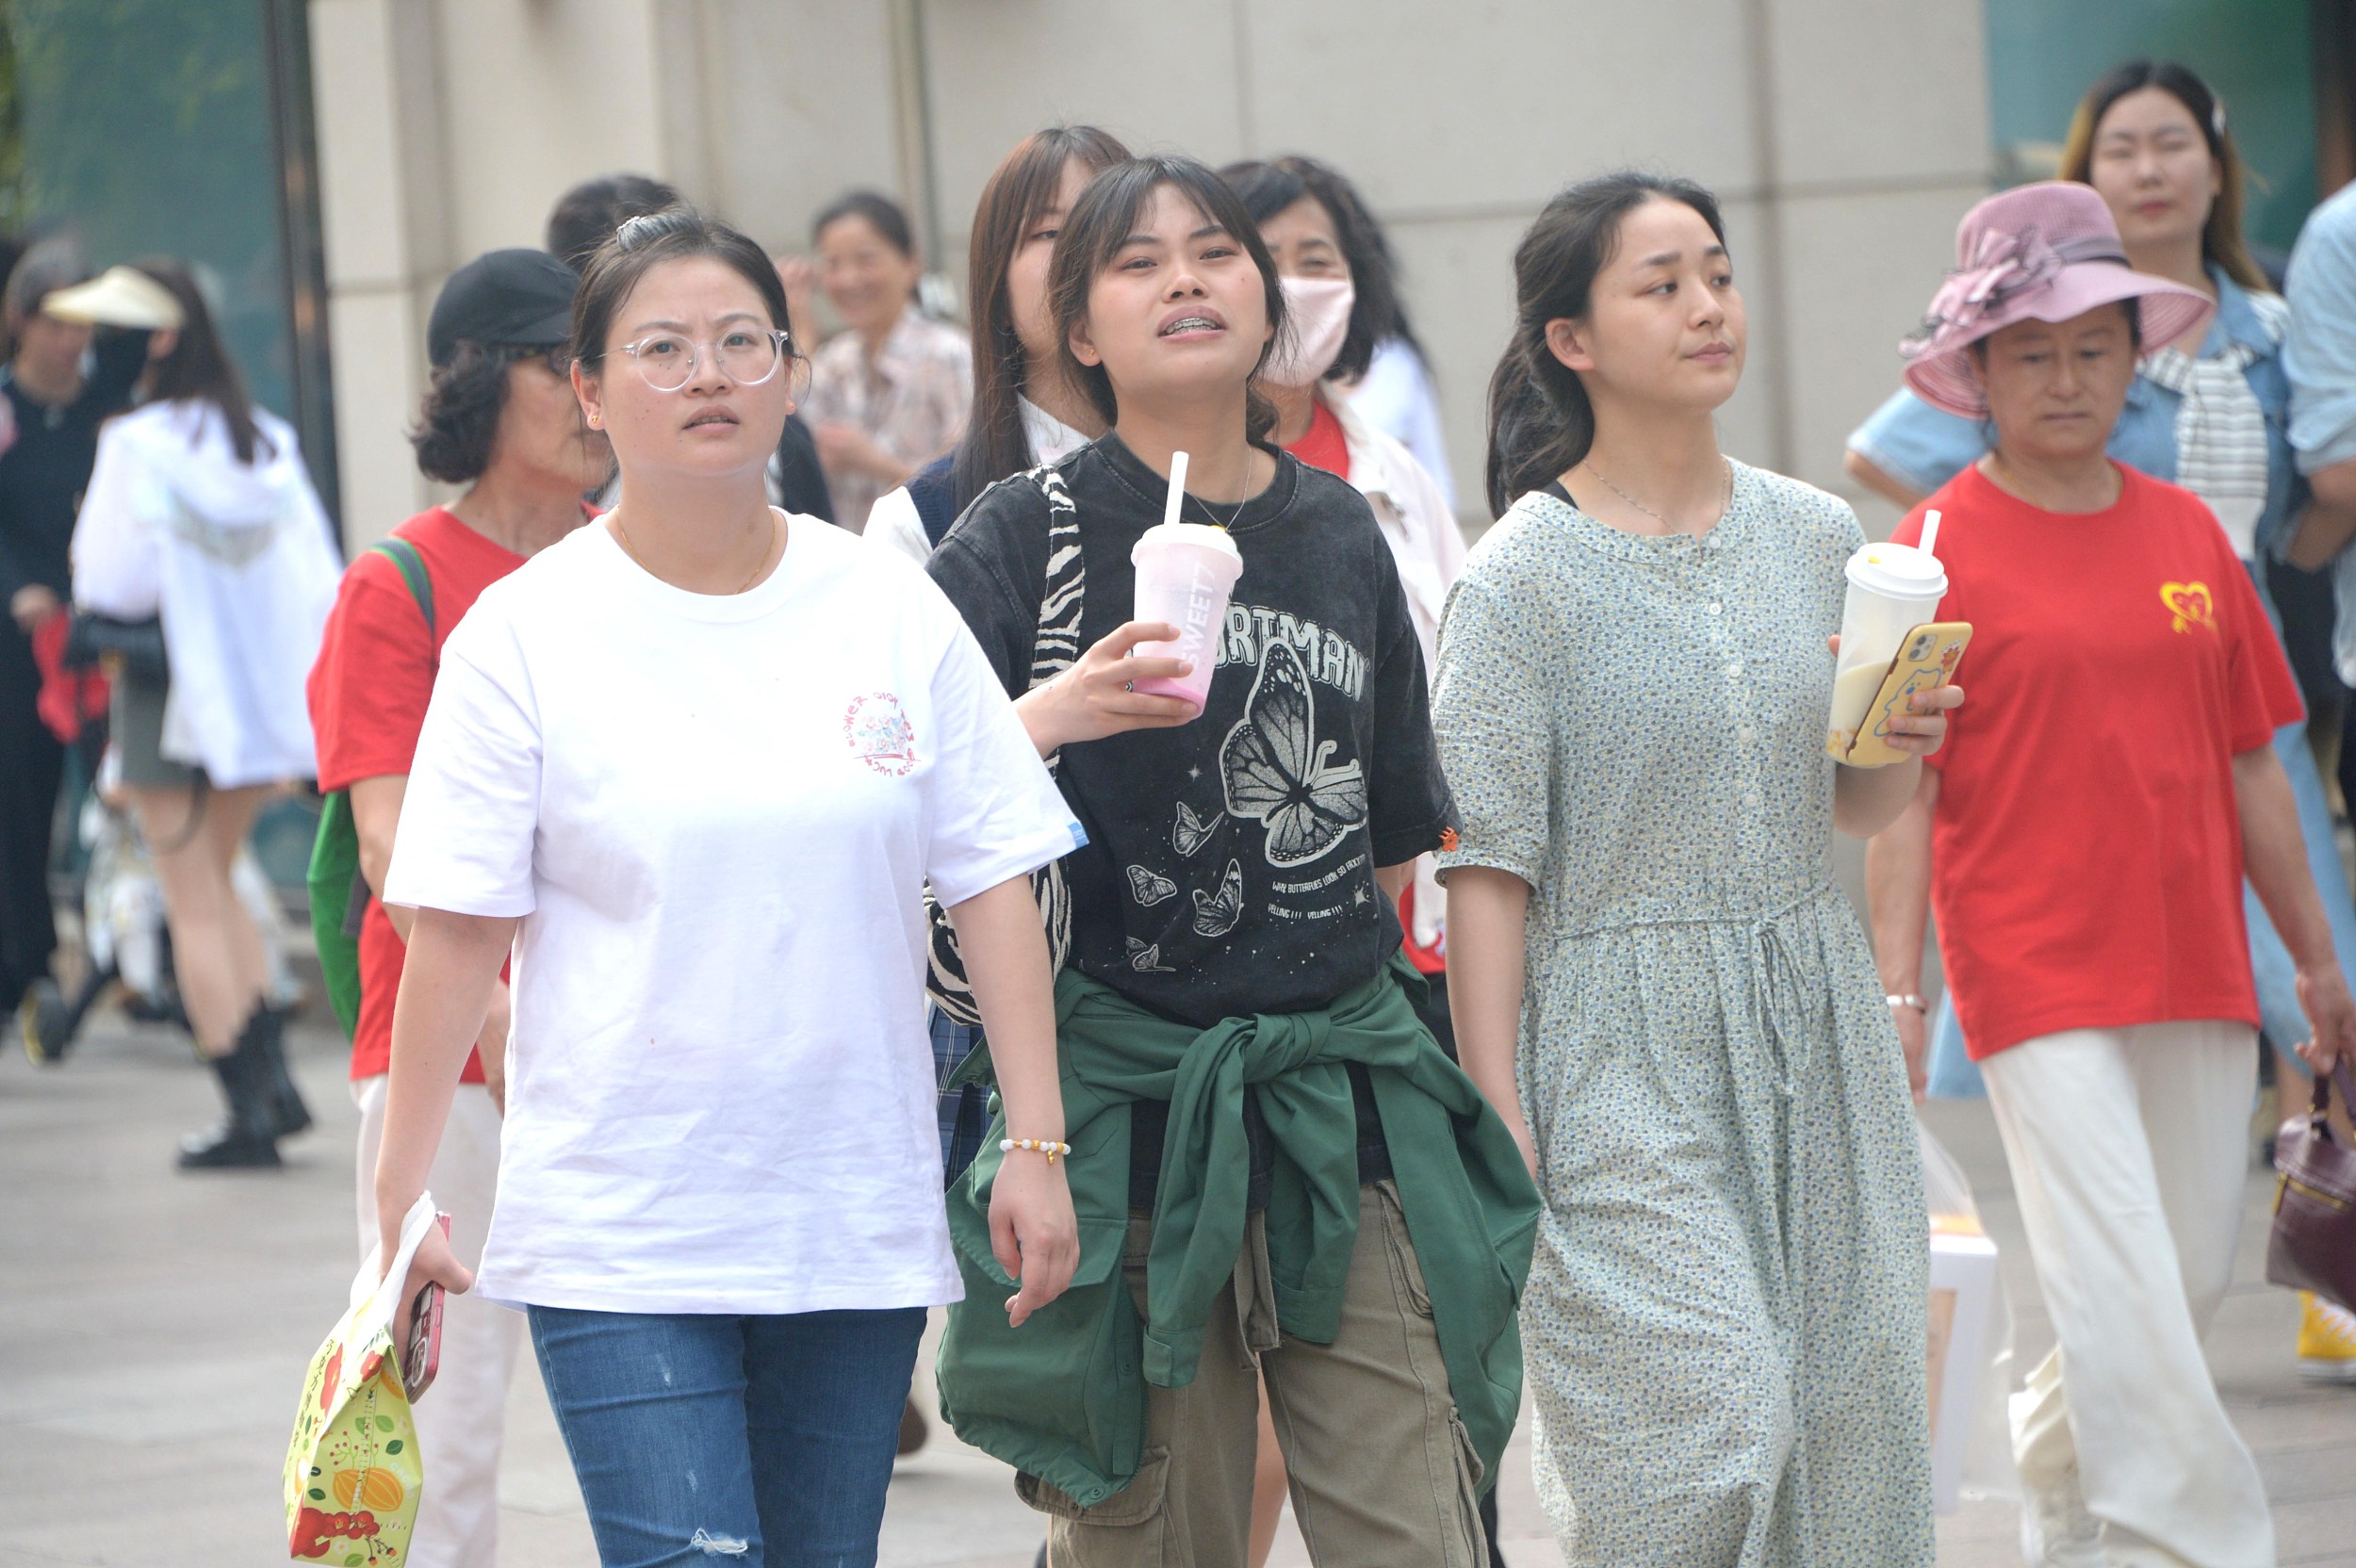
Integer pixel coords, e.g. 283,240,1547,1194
283,1191,440,1564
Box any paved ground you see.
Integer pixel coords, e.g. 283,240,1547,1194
3,1005,2352,1566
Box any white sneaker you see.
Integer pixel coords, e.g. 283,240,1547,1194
2019,1467,2107,1568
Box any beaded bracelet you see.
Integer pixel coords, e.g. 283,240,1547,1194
1001,1137,1072,1167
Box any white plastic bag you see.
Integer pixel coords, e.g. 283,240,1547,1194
1918,1118,2017,1511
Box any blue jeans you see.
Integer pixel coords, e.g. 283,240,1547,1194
528,1304,926,1568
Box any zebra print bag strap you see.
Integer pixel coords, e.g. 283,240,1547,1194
924,466,1083,1025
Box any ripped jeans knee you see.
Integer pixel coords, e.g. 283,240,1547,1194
688,1527,752,1558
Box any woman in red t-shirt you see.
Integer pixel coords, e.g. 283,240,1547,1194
303,246,605,1568
1865,183,2356,1564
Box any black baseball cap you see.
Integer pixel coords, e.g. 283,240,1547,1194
427,249,578,368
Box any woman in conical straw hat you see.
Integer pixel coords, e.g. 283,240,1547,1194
1866,180,2356,1568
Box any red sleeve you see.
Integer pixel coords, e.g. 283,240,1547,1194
307,551,438,792
2214,531,2303,754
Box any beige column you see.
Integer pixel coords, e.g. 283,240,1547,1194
307,0,450,551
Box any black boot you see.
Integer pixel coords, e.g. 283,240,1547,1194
178,1024,281,1170
249,1004,314,1138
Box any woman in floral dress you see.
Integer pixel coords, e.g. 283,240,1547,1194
1434,171,1951,1564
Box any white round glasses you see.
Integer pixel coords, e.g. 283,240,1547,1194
602,327,790,392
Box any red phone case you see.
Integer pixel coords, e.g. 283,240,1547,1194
401,1213,450,1399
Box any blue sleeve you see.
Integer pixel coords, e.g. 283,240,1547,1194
1844,387,1990,498
2286,201,2356,474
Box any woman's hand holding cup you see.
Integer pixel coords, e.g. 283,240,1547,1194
1017,621,1201,755
1824,633,1966,760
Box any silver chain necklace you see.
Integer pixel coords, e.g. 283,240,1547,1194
1581,456,1732,531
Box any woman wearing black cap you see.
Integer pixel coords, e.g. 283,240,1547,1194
304,246,606,1568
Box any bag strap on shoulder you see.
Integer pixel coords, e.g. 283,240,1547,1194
368,538,437,651
1026,466,1086,775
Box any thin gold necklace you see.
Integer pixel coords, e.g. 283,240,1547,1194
1582,456,1732,532
612,511,777,594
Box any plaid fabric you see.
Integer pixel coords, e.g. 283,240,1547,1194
930,1008,990,1187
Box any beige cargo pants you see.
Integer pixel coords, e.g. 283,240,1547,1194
1019,1180,1490,1567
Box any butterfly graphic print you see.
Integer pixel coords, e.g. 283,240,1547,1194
1219,641,1367,868
1192,858,1245,939
1172,801,1224,858
1126,865,1178,907
1125,937,1174,972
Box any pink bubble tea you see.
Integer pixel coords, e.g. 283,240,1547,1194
1129,451,1243,716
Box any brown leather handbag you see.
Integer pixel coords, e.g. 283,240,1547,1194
2267,1062,2356,1315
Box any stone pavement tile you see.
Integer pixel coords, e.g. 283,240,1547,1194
1921,1096,2356,1565
2278,1492,2356,1568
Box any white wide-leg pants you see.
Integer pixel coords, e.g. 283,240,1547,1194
1980,1021,2274,1568
354,1075,524,1568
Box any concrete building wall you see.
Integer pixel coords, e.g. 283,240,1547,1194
307,0,1991,549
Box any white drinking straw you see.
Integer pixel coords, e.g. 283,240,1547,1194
1164,450,1189,530
1919,508,1942,561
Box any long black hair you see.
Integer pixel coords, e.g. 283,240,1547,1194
1048,155,1289,449
1484,172,1725,516
1219,155,1417,384
132,258,270,466
952,125,1130,513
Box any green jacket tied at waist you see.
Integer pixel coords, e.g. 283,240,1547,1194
934,955,1542,1509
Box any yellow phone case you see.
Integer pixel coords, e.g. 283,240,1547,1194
1832,621,1972,768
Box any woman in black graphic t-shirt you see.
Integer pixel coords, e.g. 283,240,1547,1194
926,155,1530,1566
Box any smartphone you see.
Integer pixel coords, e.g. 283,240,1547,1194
1841,622,1972,769
401,1213,452,1399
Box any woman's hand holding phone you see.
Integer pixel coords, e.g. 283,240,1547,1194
384,1211,472,1356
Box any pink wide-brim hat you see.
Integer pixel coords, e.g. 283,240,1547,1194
1898,181,2214,419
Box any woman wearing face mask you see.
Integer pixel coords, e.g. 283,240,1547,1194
1866,181,2356,1568
794,191,973,533
369,208,1081,1568
1220,156,1464,1025
1219,150,1481,1568
1437,172,1947,1563
927,155,1538,1566
1842,67,2356,1267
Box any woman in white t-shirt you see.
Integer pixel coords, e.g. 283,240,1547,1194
373,208,1081,1568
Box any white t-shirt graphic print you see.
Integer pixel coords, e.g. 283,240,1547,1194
384,515,1082,1315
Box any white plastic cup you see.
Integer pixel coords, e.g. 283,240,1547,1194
1826,541,1948,752
1131,522,1243,716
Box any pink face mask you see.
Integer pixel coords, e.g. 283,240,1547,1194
1262,275,1355,387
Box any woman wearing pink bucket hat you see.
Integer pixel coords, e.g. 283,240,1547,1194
1865,180,2356,1568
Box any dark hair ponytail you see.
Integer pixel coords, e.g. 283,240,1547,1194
1484,172,1726,516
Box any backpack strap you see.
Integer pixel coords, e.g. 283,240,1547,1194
368,537,438,659
335,536,440,937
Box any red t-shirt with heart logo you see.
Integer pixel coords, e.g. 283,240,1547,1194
1893,461,2302,1060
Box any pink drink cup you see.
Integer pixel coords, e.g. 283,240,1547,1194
1130,522,1244,715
